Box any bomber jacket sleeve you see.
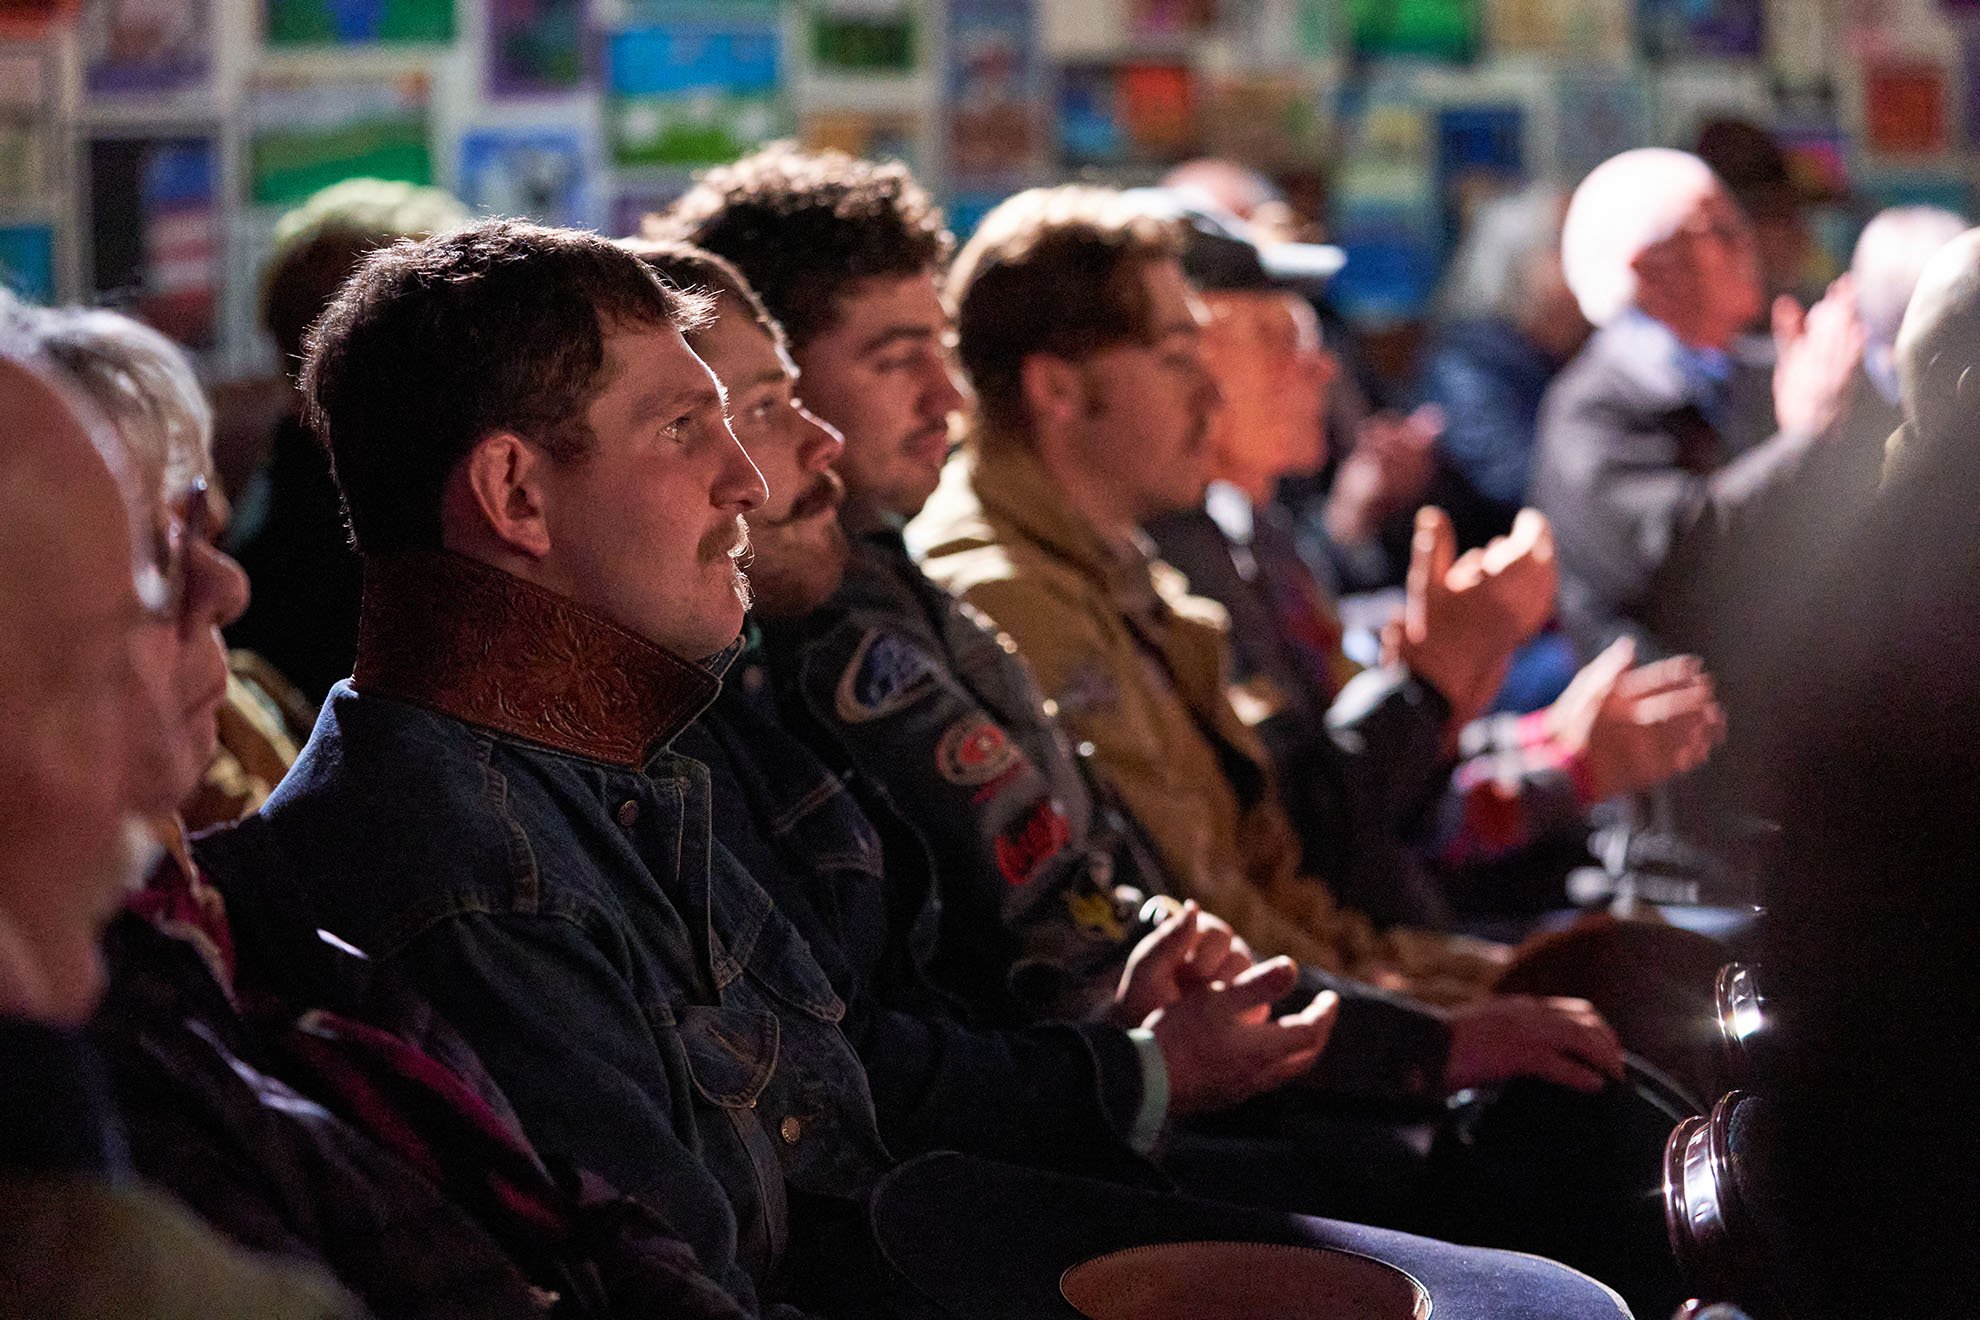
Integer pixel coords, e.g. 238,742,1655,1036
779,607,1143,1028
388,911,797,1319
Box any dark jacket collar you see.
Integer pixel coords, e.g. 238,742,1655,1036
353,547,723,768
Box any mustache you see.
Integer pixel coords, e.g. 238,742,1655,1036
702,515,751,563
770,468,846,527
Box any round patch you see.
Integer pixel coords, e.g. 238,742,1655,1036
936,714,1021,787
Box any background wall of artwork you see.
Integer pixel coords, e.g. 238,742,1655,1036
4,0,1978,380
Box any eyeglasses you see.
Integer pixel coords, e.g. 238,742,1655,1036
135,475,211,623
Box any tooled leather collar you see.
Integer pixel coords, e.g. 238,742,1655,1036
353,548,721,767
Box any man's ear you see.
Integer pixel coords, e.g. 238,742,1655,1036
457,432,553,559
1018,352,1086,434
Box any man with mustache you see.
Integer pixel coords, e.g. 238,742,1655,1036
192,219,897,1318
634,237,1336,1183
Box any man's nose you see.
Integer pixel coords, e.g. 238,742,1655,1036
798,404,845,472
918,354,968,422
718,434,769,513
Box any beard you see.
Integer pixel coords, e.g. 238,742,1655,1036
740,515,849,621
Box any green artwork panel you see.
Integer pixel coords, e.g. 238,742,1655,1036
265,0,455,47
250,118,431,205
610,92,784,167
809,5,915,73
1349,0,1475,60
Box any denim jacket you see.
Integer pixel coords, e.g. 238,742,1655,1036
195,550,891,1318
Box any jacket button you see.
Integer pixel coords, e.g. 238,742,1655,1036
616,800,640,828
779,1116,802,1145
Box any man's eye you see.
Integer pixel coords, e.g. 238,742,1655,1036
664,413,693,439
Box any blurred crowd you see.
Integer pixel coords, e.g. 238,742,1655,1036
1,117,1973,1320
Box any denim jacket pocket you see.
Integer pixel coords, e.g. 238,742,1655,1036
739,910,847,1025
676,1003,779,1109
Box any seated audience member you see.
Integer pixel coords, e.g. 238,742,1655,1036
1145,202,1721,930
634,237,1335,1184
1530,148,1867,666
911,183,1543,1001
33,301,752,1320
1755,225,1980,1317
1717,207,1970,831
197,219,901,1316
633,229,1676,1314
0,300,360,1320
1165,157,1437,597
227,178,468,703
1419,182,1589,551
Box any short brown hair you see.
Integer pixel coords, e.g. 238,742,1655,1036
647,142,951,352
947,186,1183,443
303,218,711,554
618,236,788,358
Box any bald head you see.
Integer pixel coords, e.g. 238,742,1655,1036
1563,149,1763,347
1162,158,1283,222
1894,227,1980,452
1853,208,1969,404
0,355,152,1022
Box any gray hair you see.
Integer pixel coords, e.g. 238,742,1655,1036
29,305,212,493
1434,182,1569,325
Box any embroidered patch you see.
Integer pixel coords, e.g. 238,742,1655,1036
994,798,1072,887
1053,660,1120,717
1063,885,1128,943
936,714,1021,787
834,630,937,724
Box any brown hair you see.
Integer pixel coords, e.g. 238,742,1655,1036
303,218,711,554
618,237,788,357
648,142,951,352
947,186,1183,444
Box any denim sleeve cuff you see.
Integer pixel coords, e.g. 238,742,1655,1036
1124,1027,1170,1155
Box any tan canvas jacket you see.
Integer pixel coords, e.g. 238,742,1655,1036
909,444,1504,1006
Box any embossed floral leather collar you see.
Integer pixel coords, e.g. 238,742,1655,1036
353,548,721,767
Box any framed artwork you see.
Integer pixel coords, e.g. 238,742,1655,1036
87,134,218,346
83,0,210,95
247,74,432,207
606,22,784,168
1637,0,1763,59
488,0,588,96
0,222,56,303
459,126,592,226
264,0,453,47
